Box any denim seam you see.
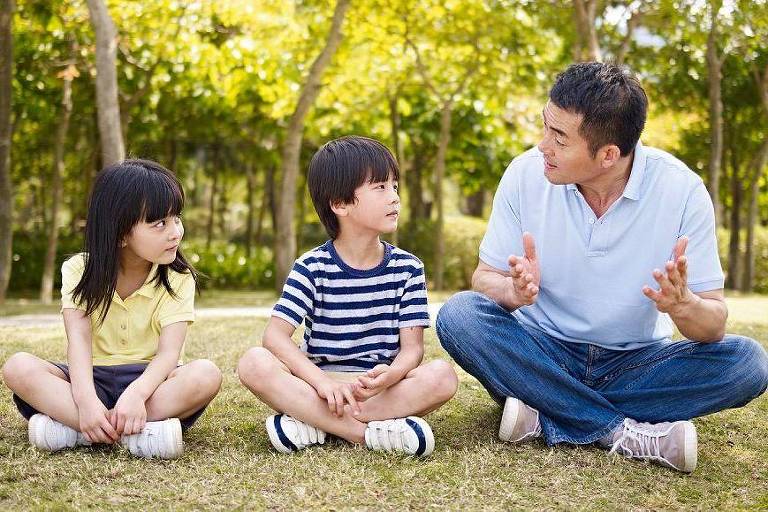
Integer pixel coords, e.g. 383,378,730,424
543,413,625,446
598,343,697,388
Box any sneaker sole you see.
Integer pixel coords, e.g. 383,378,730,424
28,413,53,451
680,422,697,473
498,397,520,442
406,416,435,457
265,415,296,454
163,418,184,459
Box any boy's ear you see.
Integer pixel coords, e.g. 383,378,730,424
330,200,349,217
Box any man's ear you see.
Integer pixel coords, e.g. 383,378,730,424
330,200,349,217
599,144,622,169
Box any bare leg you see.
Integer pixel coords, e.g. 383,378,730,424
144,359,222,421
352,359,458,422
2,352,81,429
237,347,368,444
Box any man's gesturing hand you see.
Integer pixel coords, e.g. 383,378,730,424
643,236,697,314
505,232,541,309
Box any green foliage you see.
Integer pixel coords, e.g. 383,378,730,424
182,240,274,290
7,232,82,292
399,217,487,290
717,226,768,294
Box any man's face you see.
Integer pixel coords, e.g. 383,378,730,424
537,101,602,186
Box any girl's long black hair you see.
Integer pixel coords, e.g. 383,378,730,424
72,159,199,324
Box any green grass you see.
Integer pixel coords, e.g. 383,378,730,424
0,297,767,510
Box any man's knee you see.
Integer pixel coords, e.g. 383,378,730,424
723,336,768,403
436,291,487,344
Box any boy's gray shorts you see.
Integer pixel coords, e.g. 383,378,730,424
12,362,206,431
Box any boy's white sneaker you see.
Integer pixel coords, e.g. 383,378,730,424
28,413,91,452
266,414,326,453
364,416,434,456
120,418,184,459
608,418,697,473
499,397,542,443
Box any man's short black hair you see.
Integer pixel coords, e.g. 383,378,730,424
308,135,400,239
549,62,648,157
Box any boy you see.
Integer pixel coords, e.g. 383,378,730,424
238,136,458,456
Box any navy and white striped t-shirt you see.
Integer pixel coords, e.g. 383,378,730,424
272,240,431,372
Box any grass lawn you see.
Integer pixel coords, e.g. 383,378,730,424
0,294,767,510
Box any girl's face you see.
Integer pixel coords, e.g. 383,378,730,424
122,214,184,265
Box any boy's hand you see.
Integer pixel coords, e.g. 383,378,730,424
314,376,361,417
354,364,399,400
78,397,119,444
111,388,148,435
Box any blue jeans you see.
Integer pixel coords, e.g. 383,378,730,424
436,291,768,446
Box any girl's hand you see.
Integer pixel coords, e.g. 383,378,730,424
314,376,361,417
78,398,119,444
354,364,398,400
111,389,148,435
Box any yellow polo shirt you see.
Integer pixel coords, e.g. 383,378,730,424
61,253,196,366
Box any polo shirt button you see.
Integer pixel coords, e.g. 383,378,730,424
589,218,595,224
121,324,126,330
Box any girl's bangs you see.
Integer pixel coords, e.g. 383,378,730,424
140,172,184,222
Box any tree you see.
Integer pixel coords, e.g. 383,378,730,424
0,0,13,304
706,0,724,227
274,0,350,291
86,0,124,166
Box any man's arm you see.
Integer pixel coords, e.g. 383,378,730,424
472,232,540,311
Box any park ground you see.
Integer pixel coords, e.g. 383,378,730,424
0,292,766,510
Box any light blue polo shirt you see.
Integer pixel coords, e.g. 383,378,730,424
479,142,724,350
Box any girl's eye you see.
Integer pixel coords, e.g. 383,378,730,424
155,220,166,228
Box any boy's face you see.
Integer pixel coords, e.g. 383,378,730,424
334,174,400,236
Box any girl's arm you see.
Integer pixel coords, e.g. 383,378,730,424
62,308,119,443
111,321,188,435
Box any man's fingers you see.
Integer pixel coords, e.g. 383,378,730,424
522,232,537,261
665,260,681,286
642,285,661,303
674,236,689,261
677,256,688,284
652,269,674,295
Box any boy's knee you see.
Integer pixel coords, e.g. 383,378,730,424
237,347,277,387
422,359,459,402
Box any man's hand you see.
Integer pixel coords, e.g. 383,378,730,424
111,388,148,436
78,397,119,444
643,236,698,314
505,232,541,308
314,376,361,417
354,364,399,401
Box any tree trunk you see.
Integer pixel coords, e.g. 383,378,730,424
706,0,723,227
389,91,403,246
742,137,768,292
726,150,741,290
0,0,14,304
573,0,602,61
206,156,217,249
274,0,350,291
245,161,255,257
258,163,275,247
86,0,125,166
463,189,485,217
433,101,453,291
40,67,75,304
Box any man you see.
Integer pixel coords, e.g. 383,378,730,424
436,62,768,473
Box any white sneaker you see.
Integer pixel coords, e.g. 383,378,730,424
608,418,697,473
364,416,434,456
266,414,326,453
499,397,542,443
28,413,91,452
120,418,184,459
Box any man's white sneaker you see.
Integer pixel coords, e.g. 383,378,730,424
499,397,542,443
608,418,697,473
120,418,184,459
266,414,326,453
364,416,434,456
28,413,91,452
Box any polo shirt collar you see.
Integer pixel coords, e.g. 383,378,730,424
565,141,646,200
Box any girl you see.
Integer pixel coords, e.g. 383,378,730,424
2,159,222,459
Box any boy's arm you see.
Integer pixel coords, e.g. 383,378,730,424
63,308,119,443
263,317,361,416
356,326,425,397
112,322,188,435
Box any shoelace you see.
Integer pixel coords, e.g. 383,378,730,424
127,426,160,457
288,417,320,447
608,419,663,462
44,419,75,449
367,420,410,452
